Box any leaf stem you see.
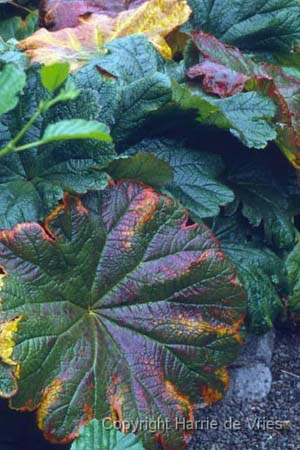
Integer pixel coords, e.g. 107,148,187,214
13,139,46,153
0,107,41,159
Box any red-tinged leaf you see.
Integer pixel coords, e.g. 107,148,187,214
0,181,246,450
189,31,300,169
188,61,250,97
40,0,147,30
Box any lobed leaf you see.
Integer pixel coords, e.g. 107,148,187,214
173,82,277,150
185,0,300,51
223,151,296,250
0,181,246,449
188,31,300,168
127,138,234,218
212,213,287,333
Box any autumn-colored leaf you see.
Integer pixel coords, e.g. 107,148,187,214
189,31,300,169
19,0,191,69
0,181,245,449
40,0,148,30
188,61,249,97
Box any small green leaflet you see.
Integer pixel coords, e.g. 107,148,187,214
71,420,145,450
0,65,26,116
41,62,70,92
40,119,112,145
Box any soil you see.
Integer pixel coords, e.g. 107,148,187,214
187,327,300,450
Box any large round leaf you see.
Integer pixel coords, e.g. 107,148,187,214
0,181,245,449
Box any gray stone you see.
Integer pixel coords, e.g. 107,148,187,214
226,364,272,401
223,330,275,401
233,330,275,368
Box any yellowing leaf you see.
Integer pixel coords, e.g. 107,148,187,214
0,315,22,367
111,0,191,58
18,16,114,70
19,0,191,70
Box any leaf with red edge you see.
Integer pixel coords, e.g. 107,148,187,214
188,60,249,97
0,181,246,450
188,31,300,169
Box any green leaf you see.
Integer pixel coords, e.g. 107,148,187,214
0,10,38,41
224,151,296,250
187,30,300,168
41,62,70,92
40,119,112,145
127,139,234,218
97,35,161,84
286,234,300,316
0,38,29,69
212,213,287,333
0,67,116,229
70,37,173,144
0,181,246,449
172,83,277,149
54,79,80,102
0,359,17,398
0,146,115,228
0,64,26,116
0,63,114,228
71,63,121,129
185,0,300,51
208,92,277,149
107,152,173,186
71,420,145,450
112,72,172,143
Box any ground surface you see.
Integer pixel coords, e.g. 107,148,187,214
187,327,300,450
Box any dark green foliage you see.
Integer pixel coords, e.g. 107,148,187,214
0,0,300,448
185,0,300,50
